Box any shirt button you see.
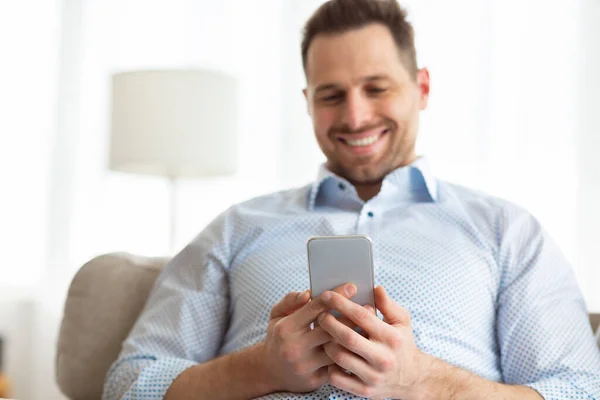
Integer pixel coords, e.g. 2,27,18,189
367,211,374,218
338,183,346,190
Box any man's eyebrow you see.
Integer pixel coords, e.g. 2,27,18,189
314,75,392,93
314,83,340,94
361,74,391,83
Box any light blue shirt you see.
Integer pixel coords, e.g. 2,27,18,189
103,157,600,399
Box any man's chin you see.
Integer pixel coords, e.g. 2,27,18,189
337,165,389,186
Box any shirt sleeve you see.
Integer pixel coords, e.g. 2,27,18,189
496,206,600,399
102,211,232,400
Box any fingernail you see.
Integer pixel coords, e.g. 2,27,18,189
318,312,326,322
322,291,332,301
345,284,356,296
298,290,309,301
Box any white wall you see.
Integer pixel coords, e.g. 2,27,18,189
0,1,65,398
577,0,600,311
278,0,328,188
0,0,59,287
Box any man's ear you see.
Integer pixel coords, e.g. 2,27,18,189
303,88,312,116
417,68,430,110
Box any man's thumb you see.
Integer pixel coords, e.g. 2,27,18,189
374,286,410,326
270,290,310,319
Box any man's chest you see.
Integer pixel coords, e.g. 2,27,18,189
225,209,500,351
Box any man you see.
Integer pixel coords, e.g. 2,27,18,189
103,0,600,399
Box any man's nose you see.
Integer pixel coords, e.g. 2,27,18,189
340,91,373,132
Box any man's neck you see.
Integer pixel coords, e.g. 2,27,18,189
355,182,382,202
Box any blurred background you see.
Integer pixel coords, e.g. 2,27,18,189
0,0,599,398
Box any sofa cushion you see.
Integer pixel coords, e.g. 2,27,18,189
56,253,168,400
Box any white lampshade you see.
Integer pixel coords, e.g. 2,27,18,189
109,69,239,178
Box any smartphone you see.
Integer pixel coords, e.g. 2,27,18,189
307,235,375,314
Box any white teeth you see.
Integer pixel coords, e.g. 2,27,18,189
346,135,379,147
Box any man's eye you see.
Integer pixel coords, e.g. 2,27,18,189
322,94,343,102
367,87,387,94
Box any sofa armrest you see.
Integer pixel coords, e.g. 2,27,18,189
56,253,169,400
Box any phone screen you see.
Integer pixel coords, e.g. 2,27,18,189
307,235,375,311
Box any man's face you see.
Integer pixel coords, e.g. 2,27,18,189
304,23,430,185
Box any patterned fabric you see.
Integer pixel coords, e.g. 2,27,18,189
103,157,600,400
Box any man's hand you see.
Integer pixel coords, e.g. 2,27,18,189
318,286,545,400
259,283,358,393
318,285,424,400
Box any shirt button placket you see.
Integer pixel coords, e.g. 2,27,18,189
356,206,378,237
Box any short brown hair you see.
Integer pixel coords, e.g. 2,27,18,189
301,0,418,79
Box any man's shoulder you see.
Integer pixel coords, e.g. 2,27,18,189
439,180,539,236
440,180,528,214
189,184,312,251
227,183,312,216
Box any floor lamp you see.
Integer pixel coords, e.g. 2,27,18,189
108,69,239,253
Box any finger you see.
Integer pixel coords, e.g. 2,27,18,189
335,315,367,337
318,310,382,366
287,283,357,330
313,366,330,386
364,304,376,314
302,326,333,349
328,364,374,399
315,312,356,332
270,290,310,319
374,286,411,326
305,348,336,372
340,304,376,335
323,342,377,384
336,315,356,329
320,291,388,341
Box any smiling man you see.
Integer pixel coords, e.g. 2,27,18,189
304,20,425,203
103,1,600,399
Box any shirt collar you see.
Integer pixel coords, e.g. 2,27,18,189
308,156,438,210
